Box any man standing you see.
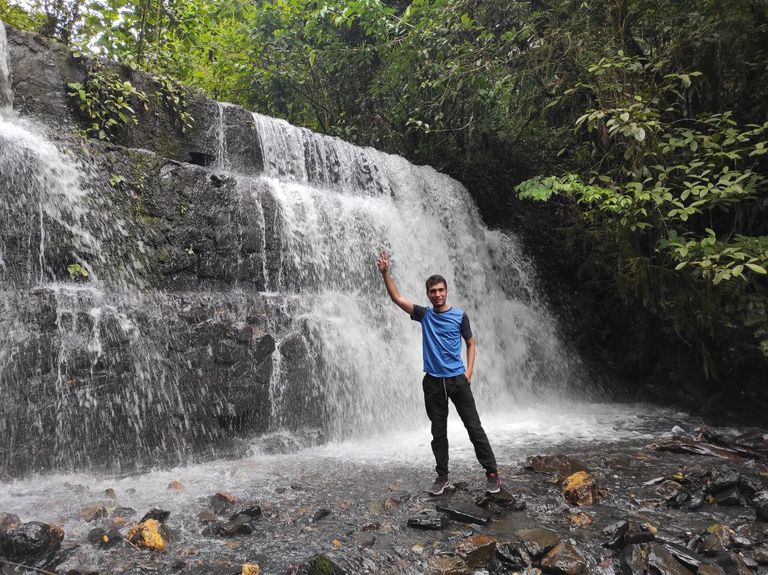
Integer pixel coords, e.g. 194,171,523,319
376,251,501,495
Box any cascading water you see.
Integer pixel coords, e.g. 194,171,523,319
1,17,585,479
251,112,584,440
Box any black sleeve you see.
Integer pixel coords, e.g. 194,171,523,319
460,312,473,340
411,305,427,322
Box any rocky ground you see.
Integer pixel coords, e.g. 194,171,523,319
1,424,766,575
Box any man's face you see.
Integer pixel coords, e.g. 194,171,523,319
426,282,448,308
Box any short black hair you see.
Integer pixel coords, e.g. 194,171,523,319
425,275,447,291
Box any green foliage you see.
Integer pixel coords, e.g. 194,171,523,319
517,50,768,365
67,63,147,140
0,1,43,32
67,263,89,280
151,73,193,132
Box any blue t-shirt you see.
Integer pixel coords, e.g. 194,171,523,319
411,305,473,377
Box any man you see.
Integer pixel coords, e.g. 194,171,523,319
376,251,501,495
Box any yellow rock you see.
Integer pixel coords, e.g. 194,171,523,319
331,538,342,548
241,564,260,575
563,471,597,506
127,519,166,551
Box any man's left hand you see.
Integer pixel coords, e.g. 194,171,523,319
465,372,472,383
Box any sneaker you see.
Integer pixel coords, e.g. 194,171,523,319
485,472,502,494
427,476,450,496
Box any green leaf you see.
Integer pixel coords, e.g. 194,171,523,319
745,263,767,274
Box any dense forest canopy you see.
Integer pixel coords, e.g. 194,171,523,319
2,0,767,402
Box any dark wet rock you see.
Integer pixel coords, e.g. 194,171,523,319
139,508,171,524
289,554,347,575
705,466,741,494
103,488,117,499
661,541,705,570
754,543,768,563
291,483,304,491
209,492,237,516
496,541,531,568
694,525,735,556
515,528,560,560
361,522,379,531
713,551,753,575
714,486,742,506
87,527,106,544
563,471,597,506
218,514,254,536
275,487,287,494
526,455,589,479
541,541,587,575
475,486,525,510
755,501,768,521
565,511,593,528
110,507,136,519
435,502,490,526
312,508,332,522
0,521,64,567
604,520,656,549
0,513,21,531
407,510,448,530
455,534,496,568
231,505,262,520
620,542,694,575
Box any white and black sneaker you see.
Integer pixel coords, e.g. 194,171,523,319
427,476,450,495
485,472,502,494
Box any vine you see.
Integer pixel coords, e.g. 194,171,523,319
67,62,147,140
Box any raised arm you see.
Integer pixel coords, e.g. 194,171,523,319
377,251,414,315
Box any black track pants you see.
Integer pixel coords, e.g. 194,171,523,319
422,373,498,478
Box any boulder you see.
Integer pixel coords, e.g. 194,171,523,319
455,534,496,568
407,510,447,530
0,521,64,567
435,501,491,526
127,518,167,551
563,471,597,506
541,541,587,575
515,528,560,560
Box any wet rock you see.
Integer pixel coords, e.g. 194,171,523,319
426,556,470,575
218,514,254,536
104,488,117,499
455,534,496,568
101,528,123,548
210,492,238,516
705,466,741,494
435,502,490,526
360,522,379,531
603,520,655,549
290,554,347,575
127,518,167,551
565,512,593,528
738,476,766,502
475,486,525,510
87,527,106,544
496,541,531,569
111,507,136,519
0,521,64,567
753,543,768,563
167,480,185,492
241,564,260,575
715,486,742,506
541,541,587,575
697,563,726,575
755,501,768,521
526,455,589,479
80,504,107,522
407,510,447,530
515,528,560,560
621,542,695,575
0,513,21,531
139,508,171,524
291,483,304,491
661,542,704,570
198,511,218,524
231,505,262,520
695,525,735,556
312,508,331,522
563,471,597,506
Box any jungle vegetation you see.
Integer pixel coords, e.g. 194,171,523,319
2,0,767,404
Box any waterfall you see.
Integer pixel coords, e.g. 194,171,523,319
251,113,583,440
0,24,584,475
0,22,12,109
